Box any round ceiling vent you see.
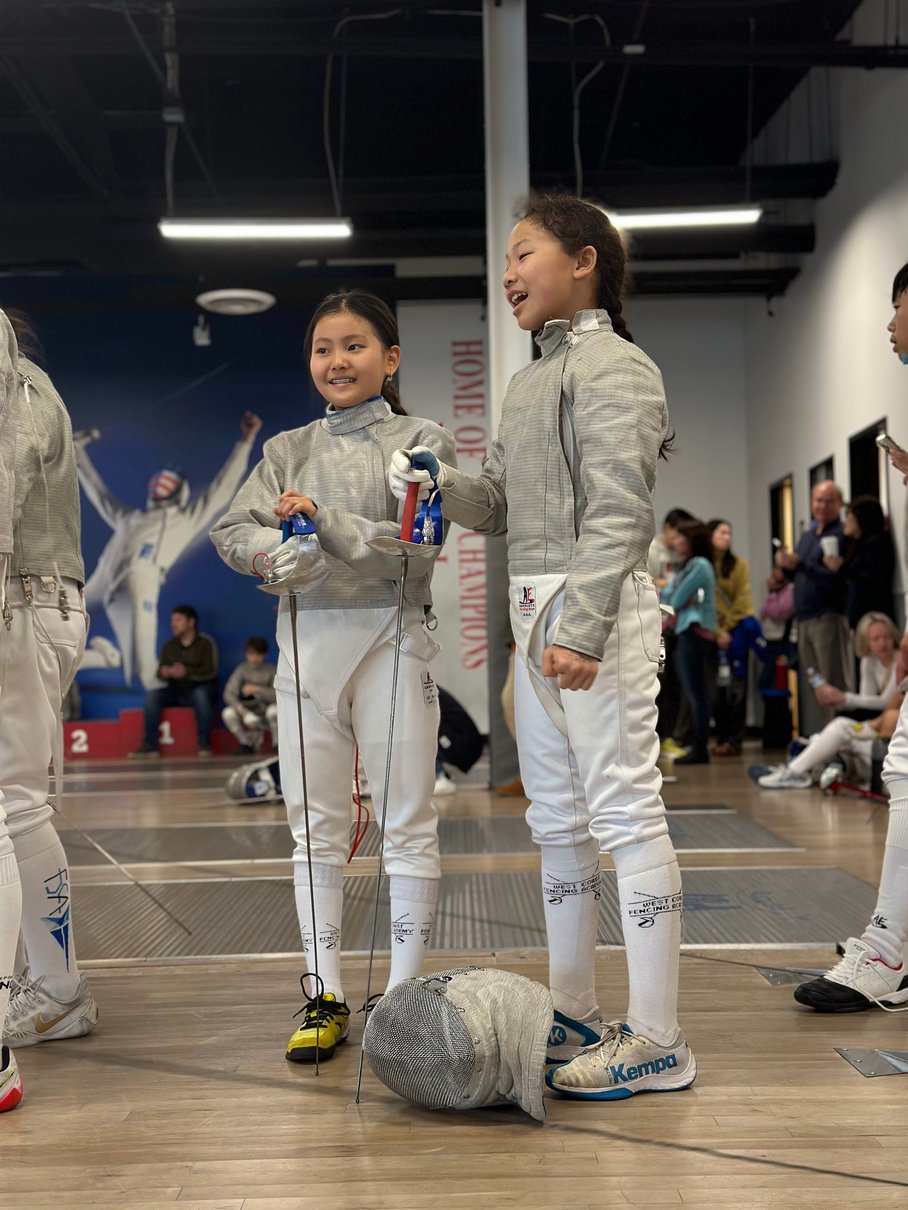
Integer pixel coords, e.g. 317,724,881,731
195,288,276,316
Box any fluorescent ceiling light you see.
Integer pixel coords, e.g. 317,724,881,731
607,206,762,230
158,217,353,240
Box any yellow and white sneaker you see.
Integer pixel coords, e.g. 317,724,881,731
546,1021,696,1100
5,970,98,1046
286,992,350,1064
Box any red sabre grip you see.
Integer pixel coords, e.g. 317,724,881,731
399,479,419,542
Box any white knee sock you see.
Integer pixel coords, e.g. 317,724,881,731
0,844,23,1033
612,833,682,1045
541,845,602,1023
789,718,851,776
15,822,81,999
387,874,439,991
862,793,908,968
294,862,345,1003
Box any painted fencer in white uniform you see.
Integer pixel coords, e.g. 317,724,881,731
796,262,908,1013
76,411,261,688
391,195,696,1102
0,311,96,1113
211,289,456,1064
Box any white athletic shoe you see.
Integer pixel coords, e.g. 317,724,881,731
793,938,908,1012
5,970,99,1046
0,1046,22,1112
546,1021,697,1100
433,772,457,797
757,766,812,790
87,635,122,668
546,1009,604,1062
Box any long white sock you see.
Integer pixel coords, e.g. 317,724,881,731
862,792,908,968
15,822,81,1000
0,844,23,1036
788,718,853,776
294,862,345,1003
387,874,439,990
612,833,682,1045
541,845,602,1023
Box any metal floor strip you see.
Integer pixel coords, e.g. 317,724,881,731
72,866,876,961
60,811,795,866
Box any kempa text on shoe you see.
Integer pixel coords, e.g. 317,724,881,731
610,1052,679,1083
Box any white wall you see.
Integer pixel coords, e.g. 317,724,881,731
628,298,751,547
743,0,908,601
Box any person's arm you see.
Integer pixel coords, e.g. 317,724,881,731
222,664,245,711
840,659,898,713
308,424,459,584
723,558,755,630
181,412,262,532
75,442,132,529
555,345,668,660
210,435,290,575
187,635,217,683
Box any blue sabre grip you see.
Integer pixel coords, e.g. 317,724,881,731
280,513,317,541
410,448,440,478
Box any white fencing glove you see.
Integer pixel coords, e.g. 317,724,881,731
388,446,443,502
257,511,330,595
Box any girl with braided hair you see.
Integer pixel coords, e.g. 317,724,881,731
389,193,695,1102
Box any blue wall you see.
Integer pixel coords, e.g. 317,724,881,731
26,292,325,719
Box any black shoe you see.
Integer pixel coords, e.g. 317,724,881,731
128,742,160,759
235,744,254,755
674,749,709,766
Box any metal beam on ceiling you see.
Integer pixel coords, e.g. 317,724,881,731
3,34,907,70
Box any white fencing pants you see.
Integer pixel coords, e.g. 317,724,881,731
515,572,670,858
0,576,87,990
275,607,441,879
222,704,279,749
789,715,877,781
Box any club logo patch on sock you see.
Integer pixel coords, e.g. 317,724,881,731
544,873,601,905
42,867,72,969
627,889,683,928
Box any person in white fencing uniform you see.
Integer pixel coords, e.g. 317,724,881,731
75,410,262,688
212,289,456,1065
796,262,908,1013
221,635,278,754
390,194,695,1102
0,307,22,1112
0,310,97,1115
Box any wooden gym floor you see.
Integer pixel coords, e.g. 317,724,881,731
3,747,908,1209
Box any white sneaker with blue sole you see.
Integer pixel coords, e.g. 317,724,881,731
546,1021,696,1100
546,1009,603,1062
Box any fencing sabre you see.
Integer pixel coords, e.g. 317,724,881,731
355,480,439,1102
261,512,325,1073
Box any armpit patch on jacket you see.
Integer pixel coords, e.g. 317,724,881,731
517,584,536,619
422,671,439,707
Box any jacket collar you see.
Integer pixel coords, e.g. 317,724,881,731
534,309,613,358
322,395,392,434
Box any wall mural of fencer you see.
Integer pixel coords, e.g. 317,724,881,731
76,410,262,688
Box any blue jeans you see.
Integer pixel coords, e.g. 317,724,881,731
144,680,217,747
674,629,712,754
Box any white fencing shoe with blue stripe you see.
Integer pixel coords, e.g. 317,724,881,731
546,1021,696,1099
546,1009,603,1062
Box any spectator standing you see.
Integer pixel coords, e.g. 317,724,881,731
660,518,717,765
708,519,755,756
776,481,850,735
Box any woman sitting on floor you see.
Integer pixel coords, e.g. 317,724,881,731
751,612,901,790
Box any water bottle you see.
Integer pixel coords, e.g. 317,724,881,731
806,666,826,690
717,652,732,688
